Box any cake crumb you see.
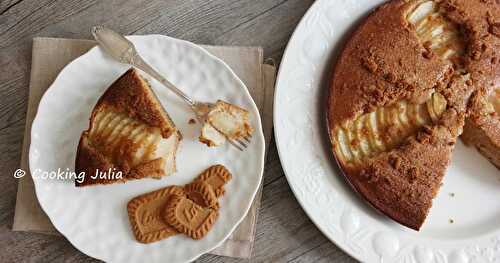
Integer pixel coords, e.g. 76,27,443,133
188,118,196,124
361,57,378,73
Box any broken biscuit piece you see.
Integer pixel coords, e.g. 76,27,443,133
127,186,184,243
163,195,219,240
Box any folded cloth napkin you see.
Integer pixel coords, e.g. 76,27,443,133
12,37,276,259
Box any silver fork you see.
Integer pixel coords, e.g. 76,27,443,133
91,26,251,151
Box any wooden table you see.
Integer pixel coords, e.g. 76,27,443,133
0,0,356,262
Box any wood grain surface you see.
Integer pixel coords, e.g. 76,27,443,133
0,0,356,262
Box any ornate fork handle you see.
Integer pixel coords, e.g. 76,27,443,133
130,51,195,107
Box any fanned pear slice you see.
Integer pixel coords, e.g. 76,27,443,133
332,93,447,165
326,0,499,230
75,68,181,186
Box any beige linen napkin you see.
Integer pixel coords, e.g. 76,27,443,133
12,37,276,259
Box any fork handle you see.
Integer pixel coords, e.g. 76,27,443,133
132,54,195,106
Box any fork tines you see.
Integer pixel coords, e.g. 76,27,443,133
228,135,252,151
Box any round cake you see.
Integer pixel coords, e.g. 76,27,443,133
326,0,500,230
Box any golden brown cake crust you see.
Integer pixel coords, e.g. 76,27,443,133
440,0,500,95
326,0,499,230
327,0,451,127
328,0,500,126
351,126,455,230
92,68,177,138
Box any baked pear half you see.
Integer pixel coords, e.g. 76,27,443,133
75,68,181,186
327,0,499,230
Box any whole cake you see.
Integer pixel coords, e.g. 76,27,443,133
326,0,499,230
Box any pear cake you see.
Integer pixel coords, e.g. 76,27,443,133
327,0,499,230
75,68,181,186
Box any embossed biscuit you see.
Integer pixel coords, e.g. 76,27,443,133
184,181,219,209
163,195,219,240
127,164,232,243
127,186,184,243
193,164,232,198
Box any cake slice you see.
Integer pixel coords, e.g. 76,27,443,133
75,68,181,186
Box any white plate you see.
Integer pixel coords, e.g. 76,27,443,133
29,35,265,263
274,1,500,262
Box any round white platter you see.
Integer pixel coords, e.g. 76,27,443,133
29,35,265,263
274,0,500,262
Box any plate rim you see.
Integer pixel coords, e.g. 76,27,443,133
29,34,265,263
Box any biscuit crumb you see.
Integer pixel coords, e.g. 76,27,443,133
408,167,419,183
361,57,378,73
389,155,402,170
489,23,500,37
188,118,196,124
384,72,397,83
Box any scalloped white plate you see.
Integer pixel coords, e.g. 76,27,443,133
274,1,500,262
29,35,265,263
